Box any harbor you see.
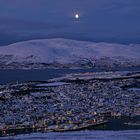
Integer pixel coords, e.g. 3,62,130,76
0,71,140,136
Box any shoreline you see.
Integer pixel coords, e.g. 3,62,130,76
0,117,140,137
0,71,140,137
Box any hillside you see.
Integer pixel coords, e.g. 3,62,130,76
0,38,140,69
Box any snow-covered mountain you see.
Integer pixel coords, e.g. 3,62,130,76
0,38,140,69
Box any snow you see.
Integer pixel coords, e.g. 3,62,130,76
1,130,140,140
48,71,140,82
0,39,140,62
0,38,140,65
36,82,70,87
128,88,140,91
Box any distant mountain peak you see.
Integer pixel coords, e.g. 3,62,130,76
0,38,140,69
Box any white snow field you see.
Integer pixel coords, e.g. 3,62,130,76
1,130,140,140
0,38,140,69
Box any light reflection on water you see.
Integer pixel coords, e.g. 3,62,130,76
1,130,140,140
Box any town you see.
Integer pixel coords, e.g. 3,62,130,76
0,71,140,136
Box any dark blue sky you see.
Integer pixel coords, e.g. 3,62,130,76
0,0,140,46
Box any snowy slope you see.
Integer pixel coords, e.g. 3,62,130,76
0,38,140,69
2,130,140,140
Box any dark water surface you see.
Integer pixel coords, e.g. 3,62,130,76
0,69,96,84
0,67,140,84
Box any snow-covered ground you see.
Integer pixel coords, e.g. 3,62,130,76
1,130,140,140
128,88,140,91
48,71,140,82
36,82,70,87
0,38,140,69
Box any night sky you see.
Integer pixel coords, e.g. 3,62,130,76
0,0,140,46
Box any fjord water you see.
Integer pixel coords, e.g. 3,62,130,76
0,67,140,84
0,68,96,84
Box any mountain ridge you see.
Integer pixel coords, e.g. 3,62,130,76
0,38,140,69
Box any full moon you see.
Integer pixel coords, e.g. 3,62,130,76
75,14,79,19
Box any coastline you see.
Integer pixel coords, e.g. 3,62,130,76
0,70,140,137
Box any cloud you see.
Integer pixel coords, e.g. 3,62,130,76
0,0,140,45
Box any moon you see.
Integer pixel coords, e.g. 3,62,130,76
75,14,79,19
